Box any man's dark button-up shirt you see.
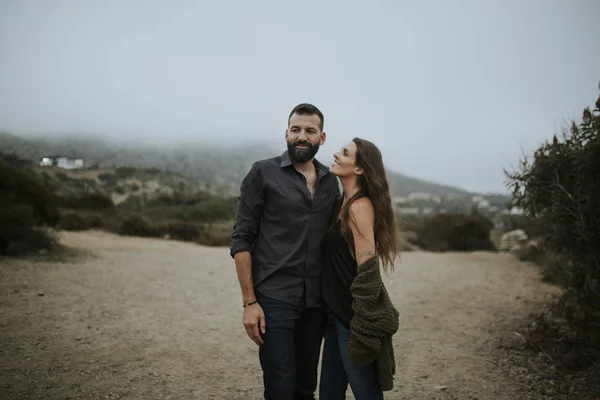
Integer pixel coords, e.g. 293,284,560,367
230,151,340,308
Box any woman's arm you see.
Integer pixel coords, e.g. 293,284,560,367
348,197,376,266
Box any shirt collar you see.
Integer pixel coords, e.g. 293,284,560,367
280,150,293,168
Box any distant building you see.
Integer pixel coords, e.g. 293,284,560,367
40,156,85,170
405,192,442,203
407,192,433,201
477,199,490,208
397,207,420,215
392,196,407,209
471,195,491,209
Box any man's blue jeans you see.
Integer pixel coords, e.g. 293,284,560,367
257,293,327,400
319,314,384,400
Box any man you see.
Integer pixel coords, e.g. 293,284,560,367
230,103,340,400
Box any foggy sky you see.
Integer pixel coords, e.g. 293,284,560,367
1,0,599,193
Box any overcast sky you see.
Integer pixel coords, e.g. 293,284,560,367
1,0,599,193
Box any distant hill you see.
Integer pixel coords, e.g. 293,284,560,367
34,163,209,207
0,132,273,197
0,132,473,198
386,170,470,198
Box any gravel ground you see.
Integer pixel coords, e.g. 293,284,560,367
0,230,562,399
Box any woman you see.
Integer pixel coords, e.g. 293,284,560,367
320,137,400,400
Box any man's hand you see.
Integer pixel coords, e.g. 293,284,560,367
243,303,266,346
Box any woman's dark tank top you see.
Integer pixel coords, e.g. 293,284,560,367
322,219,358,329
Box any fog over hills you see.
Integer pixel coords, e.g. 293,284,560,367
1,132,476,198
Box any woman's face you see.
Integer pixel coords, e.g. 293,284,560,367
330,140,361,178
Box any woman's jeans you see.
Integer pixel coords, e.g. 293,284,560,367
319,314,384,400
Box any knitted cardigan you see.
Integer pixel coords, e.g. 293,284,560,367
348,255,400,391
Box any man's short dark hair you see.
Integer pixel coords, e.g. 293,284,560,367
288,103,324,131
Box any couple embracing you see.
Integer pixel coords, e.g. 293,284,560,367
230,103,400,400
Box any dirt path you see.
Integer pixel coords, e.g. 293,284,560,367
0,231,560,399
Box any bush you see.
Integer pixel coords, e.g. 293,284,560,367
59,192,114,211
160,221,200,242
0,154,60,255
143,196,237,223
115,166,137,179
198,232,232,247
506,86,600,372
0,204,57,255
98,172,117,185
197,223,232,247
59,212,90,231
397,230,420,251
55,171,69,182
116,214,231,247
146,191,213,207
1,153,31,168
187,197,238,222
86,213,104,228
0,154,60,226
118,215,157,237
408,213,495,252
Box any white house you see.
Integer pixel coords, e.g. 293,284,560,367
40,156,85,169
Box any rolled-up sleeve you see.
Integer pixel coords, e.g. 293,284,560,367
230,162,265,258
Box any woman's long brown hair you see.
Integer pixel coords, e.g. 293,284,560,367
339,137,399,272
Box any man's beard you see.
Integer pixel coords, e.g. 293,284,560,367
287,141,320,164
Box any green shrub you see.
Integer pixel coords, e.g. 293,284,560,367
0,155,59,255
55,171,69,182
59,212,90,231
197,223,232,247
83,178,97,189
146,191,212,207
145,193,176,207
198,232,232,247
0,205,55,255
59,192,114,211
397,230,419,251
507,88,600,300
160,221,201,242
118,215,157,237
187,197,238,222
115,166,137,179
408,213,495,252
85,213,104,228
143,196,237,223
1,153,31,168
116,194,145,211
506,86,600,371
98,172,117,185
0,155,60,226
